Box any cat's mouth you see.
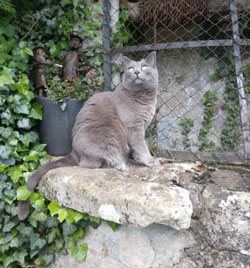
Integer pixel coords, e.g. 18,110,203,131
134,77,145,84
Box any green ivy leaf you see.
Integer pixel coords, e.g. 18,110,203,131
14,104,30,114
93,3,103,15
9,168,23,183
66,209,83,225
58,209,68,223
30,237,46,250
3,221,16,232
30,210,48,222
73,228,84,240
62,222,77,236
32,198,45,208
47,228,57,244
23,47,33,56
0,67,15,87
12,249,28,266
0,164,6,172
0,145,12,159
17,118,32,129
48,201,61,216
2,255,14,267
2,24,15,38
9,237,20,247
89,216,102,225
70,242,88,262
19,226,34,237
30,192,43,204
17,186,31,200
40,254,54,266
24,150,39,162
20,133,30,147
30,103,42,120
0,126,13,139
9,139,18,145
105,220,118,232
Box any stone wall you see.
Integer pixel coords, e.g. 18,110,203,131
156,50,228,152
39,160,250,268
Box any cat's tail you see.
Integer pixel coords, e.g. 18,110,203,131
18,153,77,221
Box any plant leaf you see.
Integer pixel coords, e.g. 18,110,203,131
48,201,61,216
70,242,88,262
0,68,15,87
30,103,42,120
9,168,23,184
17,186,31,200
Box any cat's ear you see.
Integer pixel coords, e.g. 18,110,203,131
145,51,157,68
122,56,132,67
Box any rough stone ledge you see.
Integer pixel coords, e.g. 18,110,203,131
39,160,194,230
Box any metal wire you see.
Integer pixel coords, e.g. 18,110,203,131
103,0,250,163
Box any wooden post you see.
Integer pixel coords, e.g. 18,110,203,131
102,0,111,91
230,0,250,161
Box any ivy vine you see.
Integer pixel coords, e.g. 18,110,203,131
199,16,244,153
0,1,129,267
211,54,242,151
179,118,194,149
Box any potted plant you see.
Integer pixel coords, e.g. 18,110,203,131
32,37,103,156
35,77,89,156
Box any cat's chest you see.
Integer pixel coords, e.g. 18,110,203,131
118,98,156,129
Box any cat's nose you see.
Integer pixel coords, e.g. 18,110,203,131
134,71,140,75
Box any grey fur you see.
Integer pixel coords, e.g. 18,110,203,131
18,52,159,220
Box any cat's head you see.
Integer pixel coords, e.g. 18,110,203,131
122,52,158,92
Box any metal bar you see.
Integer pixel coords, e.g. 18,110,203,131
153,148,246,164
230,0,250,162
102,0,111,91
110,39,250,55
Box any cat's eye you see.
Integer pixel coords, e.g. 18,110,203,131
128,67,134,72
141,65,148,70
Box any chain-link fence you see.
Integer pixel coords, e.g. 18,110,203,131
102,0,250,163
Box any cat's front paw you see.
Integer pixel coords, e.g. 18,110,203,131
145,157,160,167
114,162,126,171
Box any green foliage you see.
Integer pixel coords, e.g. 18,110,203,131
13,0,105,106
46,69,103,110
1,2,122,266
179,118,194,149
243,63,250,94
0,0,15,15
198,90,218,152
210,53,241,151
199,18,242,152
11,0,131,109
111,4,132,47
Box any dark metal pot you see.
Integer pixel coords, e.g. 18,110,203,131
35,96,85,156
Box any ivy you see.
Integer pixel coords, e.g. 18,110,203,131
198,90,218,152
0,6,121,268
0,2,123,266
211,54,241,151
179,118,194,149
199,18,242,153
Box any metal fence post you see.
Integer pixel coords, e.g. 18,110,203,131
102,0,111,91
230,0,250,162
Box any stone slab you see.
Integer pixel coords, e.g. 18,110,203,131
39,160,193,230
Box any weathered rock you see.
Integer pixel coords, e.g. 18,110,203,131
44,161,250,268
50,222,195,268
179,166,250,268
39,160,193,230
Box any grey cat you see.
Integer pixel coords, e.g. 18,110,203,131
18,51,159,220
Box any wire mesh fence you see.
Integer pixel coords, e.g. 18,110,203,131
102,0,250,163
